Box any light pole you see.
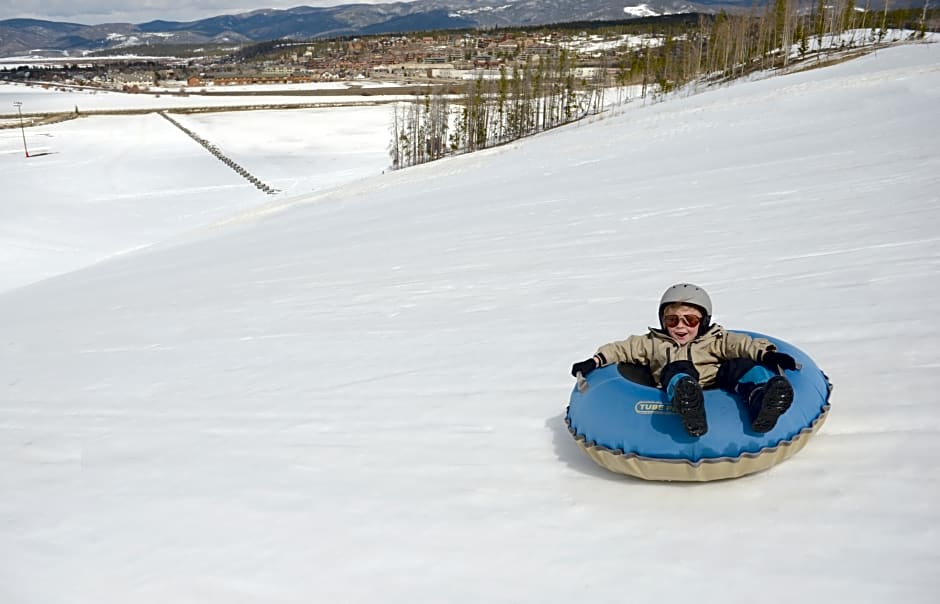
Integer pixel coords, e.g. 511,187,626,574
13,101,29,157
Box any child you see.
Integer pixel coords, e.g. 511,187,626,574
570,283,798,436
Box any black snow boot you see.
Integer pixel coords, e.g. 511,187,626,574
672,376,708,437
748,376,794,433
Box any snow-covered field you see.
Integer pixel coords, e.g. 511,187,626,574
1,41,939,603
0,79,411,115
0,103,393,292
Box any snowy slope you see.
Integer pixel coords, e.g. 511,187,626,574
1,43,939,603
0,105,392,292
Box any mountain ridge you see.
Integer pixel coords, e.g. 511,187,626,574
0,0,923,58
1,1,744,57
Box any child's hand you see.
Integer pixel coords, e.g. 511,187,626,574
571,358,598,377
762,350,798,371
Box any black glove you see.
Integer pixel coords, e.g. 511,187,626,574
571,357,598,377
762,350,798,371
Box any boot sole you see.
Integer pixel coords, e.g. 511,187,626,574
751,376,794,433
674,379,708,437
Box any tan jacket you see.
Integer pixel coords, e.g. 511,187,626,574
596,324,773,388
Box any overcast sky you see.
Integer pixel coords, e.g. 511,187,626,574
0,1,418,24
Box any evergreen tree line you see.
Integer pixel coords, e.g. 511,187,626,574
389,3,936,170
693,0,935,79
389,49,606,170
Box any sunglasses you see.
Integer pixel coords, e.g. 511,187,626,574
663,314,702,328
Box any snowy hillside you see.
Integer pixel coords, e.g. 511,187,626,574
1,42,939,603
0,104,392,292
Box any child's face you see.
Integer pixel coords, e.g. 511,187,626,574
663,303,703,345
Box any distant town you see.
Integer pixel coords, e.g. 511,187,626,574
0,28,634,93
2,3,937,98
2,8,936,171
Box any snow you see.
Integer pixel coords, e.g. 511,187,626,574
561,33,665,53
624,4,663,18
0,80,412,114
1,41,940,603
0,104,393,291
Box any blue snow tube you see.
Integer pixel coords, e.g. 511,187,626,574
565,332,831,481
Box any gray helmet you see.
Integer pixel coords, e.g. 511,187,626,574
658,283,712,334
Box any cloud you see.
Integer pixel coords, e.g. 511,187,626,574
0,1,413,24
